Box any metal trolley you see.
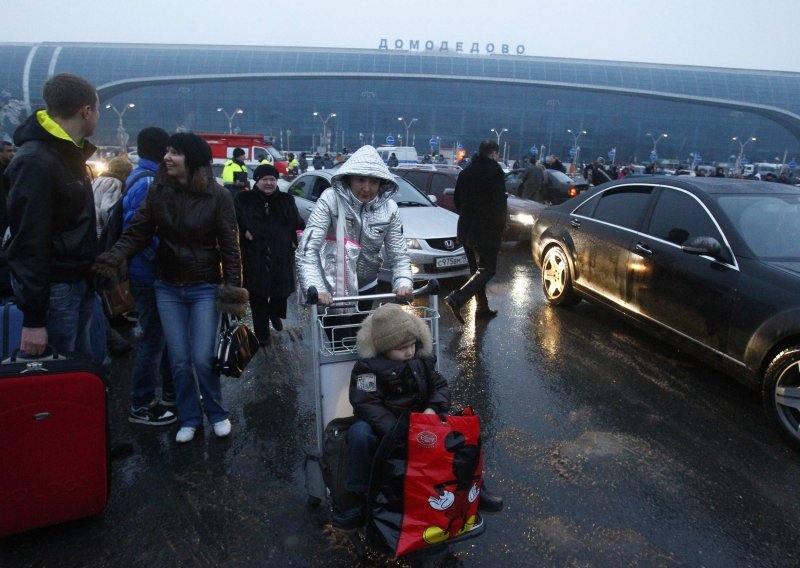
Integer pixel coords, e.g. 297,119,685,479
304,279,441,505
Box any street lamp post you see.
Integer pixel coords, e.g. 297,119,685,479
732,136,756,175
398,117,418,148
490,128,508,162
217,107,243,134
105,103,136,154
313,112,336,153
646,132,669,159
567,129,587,165
545,99,560,156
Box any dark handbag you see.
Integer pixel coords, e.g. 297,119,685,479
100,280,135,318
213,313,259,377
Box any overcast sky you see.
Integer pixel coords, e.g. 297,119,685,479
5,0,800,73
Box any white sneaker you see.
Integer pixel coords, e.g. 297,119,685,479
175,426,196,443
213,418,231,437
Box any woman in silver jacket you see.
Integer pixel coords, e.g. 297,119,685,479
296,145,413,307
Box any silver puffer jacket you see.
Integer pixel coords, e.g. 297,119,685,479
296,145,412,301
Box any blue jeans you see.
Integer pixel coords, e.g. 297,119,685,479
11,278,97,359
130,281,174,409
154,281,227,428
346,419,378,493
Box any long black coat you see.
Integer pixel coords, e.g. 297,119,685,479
453,155,507,247
234,189,305,299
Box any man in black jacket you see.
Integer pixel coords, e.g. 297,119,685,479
5,73,100,357
445,140,507,324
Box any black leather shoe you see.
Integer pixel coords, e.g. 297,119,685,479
478,486,504,513
270,316,283,331
331,506,365,531
475,308,498,319
445,294,465,324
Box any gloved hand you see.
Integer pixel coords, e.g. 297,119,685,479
92,251,127,288
216,284,250,316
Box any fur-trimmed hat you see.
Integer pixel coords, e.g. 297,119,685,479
356,303,432,358
105,156,133,182
253,163,280,181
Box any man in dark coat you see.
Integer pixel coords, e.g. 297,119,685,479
5,73,100,357
445,140,507,324
517,160,546,201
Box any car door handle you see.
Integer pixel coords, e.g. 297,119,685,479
570,218,581,228
635,242,654,256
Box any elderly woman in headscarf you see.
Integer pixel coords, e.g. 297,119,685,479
234,163,305,346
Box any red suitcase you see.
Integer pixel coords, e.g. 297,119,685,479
0,352,109,536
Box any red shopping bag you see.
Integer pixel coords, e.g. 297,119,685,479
395,409,484,557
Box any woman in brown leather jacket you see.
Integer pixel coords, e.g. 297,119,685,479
95,133,246,444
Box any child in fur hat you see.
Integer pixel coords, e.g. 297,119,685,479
335,303,449,529
333,302,504,530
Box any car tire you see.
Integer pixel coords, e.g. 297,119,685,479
762,346,800,450
540,245,581,306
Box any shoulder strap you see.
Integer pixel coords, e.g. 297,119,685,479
124,170,155,196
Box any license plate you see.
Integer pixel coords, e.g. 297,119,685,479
436,254,468,268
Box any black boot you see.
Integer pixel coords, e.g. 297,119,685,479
478,483,503,513
331,491,365,531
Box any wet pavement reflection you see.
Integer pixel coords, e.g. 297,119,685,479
3,244,800,567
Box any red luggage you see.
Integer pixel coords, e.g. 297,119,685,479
0,352,109,536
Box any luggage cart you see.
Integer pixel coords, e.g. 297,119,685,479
304,280,440,506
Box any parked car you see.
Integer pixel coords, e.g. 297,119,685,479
393,164,543,242
504,168,589,205
531,176,800,449
285,170,470,282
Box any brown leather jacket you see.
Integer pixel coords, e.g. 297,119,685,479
112,166,241,286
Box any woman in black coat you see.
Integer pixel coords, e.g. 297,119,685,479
234,164,305,345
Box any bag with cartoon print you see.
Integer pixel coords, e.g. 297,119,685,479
366,408,486,558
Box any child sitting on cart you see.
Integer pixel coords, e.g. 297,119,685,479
333,303,503,530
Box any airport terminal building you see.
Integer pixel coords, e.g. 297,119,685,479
1,41,799,165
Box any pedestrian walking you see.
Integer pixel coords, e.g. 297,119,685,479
235,163,305,346
445,140,507,324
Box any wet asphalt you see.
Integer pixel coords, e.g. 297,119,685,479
2,244,800,567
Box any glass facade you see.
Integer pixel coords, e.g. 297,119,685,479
1,42,799,165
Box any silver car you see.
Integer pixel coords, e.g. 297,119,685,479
286,171,470,282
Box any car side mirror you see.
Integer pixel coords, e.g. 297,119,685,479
682,236,722,257
443,187,455,195
427,194,438,204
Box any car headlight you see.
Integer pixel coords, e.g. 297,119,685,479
509,213,535,226
406,238,422,249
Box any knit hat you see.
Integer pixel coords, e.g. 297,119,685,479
232,147,246,159
356,303,433,358
105,156,133,182
253,163,280,181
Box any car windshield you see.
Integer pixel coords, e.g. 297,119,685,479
391,176,434,207
717,194,800,258
548,170,573,183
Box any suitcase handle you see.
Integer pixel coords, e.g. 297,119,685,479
4,345,63,363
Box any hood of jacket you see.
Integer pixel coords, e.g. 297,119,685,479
331,145,397,206
13,110,97,161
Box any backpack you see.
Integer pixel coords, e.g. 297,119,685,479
98,170,154,253
320,416,360,512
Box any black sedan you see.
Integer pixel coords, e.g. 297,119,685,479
505,168,589,205
531,176,800,448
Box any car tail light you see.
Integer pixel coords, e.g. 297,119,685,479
569,185,578,197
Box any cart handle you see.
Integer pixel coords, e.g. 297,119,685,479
306,279,439,305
